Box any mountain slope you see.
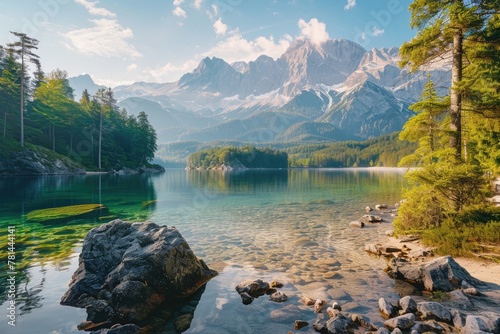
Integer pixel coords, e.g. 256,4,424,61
320,81,412,138
69,37,451,144
68,74,106,100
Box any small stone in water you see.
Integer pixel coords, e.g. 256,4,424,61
332,301,342,311
240,292,254,305
314,299,325,313
270,291,288,303
294,320,309,330
326,307,339,318
270,280,284,288
300,296,315,306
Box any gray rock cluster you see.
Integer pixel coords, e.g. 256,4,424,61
385,256,482,292
235,279,286,305
60,220,217,333
350,203,394,228
378,296,500,334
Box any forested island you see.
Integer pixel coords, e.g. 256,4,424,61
0,33,160,174
187,146,288,170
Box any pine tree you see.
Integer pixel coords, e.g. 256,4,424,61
6,32,40,147
400,0,496,160
94,88,117,170
399,77,449,166
0,51,21,139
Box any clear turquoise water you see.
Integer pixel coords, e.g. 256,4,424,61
0,168,407,333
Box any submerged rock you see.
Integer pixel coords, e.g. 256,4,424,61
349,221,365,228
235,279,270,296
270,291,288,303
26,204,109,223
360,214,383,223
60,220,217,327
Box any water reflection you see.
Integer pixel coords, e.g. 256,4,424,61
187,169,289,193
0,174,159,317
0,169,407,333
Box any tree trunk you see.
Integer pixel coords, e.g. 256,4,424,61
91,127,94,166
3,112,6,138
20,38,25,147
450,29,463,159
98,111,102,170
430,114,434,153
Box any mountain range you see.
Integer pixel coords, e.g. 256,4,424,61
69,38,451,144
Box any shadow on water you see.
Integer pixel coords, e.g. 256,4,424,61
0,174,159,316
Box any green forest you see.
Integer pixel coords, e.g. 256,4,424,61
187,145,288,169
0,32,157,171
157,133,417,168
285,133,417,167
393,0,500,258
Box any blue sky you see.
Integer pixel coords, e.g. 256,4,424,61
0,0,414,87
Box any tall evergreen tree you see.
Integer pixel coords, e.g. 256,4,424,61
6,32,40,147
136,111,157,164
0,51,20,139
399,0,496,160
399,78,449,166
94,88,117,170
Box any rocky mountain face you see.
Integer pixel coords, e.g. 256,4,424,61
71,38,451,143
69,74,106,100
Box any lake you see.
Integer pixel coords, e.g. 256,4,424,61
0,168,407,333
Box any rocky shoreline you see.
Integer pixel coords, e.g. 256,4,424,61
59,204,500,334
0,146,165,175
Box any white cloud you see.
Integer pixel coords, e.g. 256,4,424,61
213,18,228,36
193,0,203,9
298,18,329,46
92,76,134,88
63,19,142,59
211,4,218,17
371,26,385,36
202,31,291,63
173,0,185,5
147,59,199,82
173,6,187,18
127,63,138,72
74,0,116,17
344,0,356,10
146,31,292,82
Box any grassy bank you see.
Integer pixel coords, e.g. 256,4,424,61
397,206,500,262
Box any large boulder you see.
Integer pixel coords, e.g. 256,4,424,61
61,220,217,326
417,302,452,323
386,256,482,292
326,313,354,333
461,313,500,334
